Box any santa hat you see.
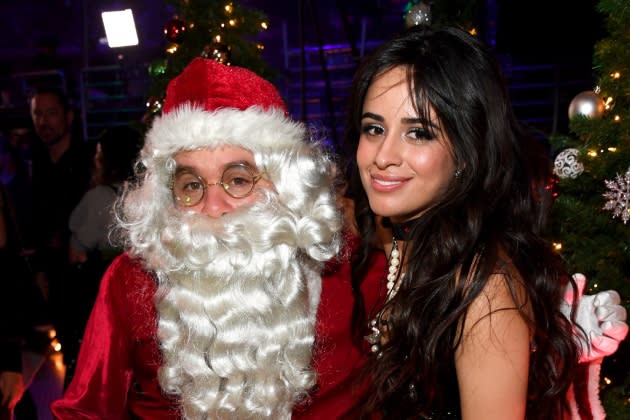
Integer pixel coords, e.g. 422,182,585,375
145,57,303,159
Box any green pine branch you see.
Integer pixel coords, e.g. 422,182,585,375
548,0,630,414
147,0,274,109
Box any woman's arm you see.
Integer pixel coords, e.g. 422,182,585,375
68,186,117,263
455,272,530,420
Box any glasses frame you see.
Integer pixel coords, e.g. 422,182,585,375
171,162,264,206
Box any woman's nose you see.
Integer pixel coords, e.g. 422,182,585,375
374,134,402,168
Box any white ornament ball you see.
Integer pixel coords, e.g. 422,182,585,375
405,2,432,28
554,148,584,179
568,90,605,120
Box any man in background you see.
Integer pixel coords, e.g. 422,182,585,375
28,86,91,370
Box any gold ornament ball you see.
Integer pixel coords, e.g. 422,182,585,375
145,96,163,115
568,90,605,120
202,42,231,65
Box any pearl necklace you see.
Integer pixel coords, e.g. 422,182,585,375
386,238,401,295
365,238,403,356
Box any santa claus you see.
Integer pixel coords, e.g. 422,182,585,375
51,57,342,419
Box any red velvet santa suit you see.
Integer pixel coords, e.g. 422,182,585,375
50,254,179,419
50,237,387,419
294,239,386,419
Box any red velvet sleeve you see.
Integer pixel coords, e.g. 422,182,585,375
50,254,178,419
50,255,137,419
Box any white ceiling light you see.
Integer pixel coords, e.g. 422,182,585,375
101,9,139,48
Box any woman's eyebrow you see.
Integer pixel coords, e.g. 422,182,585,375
401,117,438,129
361,112,384,122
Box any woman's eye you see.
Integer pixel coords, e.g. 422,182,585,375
361,124,384,136
407,127,435,141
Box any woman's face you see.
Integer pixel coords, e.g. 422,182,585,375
172,146,273,218
356,66,456,223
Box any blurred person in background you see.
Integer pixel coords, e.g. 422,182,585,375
61,125,143,388
28,85,91,371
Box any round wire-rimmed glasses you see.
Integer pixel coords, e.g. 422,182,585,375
171,163,264,206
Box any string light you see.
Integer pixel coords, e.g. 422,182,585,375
604,96,614,109
52,338,62,352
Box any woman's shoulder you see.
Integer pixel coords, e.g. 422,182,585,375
459,246,530,321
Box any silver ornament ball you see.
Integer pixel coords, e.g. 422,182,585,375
405,2,432,28
553,148,583,179
568,90,605,120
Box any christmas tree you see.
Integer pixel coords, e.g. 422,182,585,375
548,0,629,416
144,0,273,121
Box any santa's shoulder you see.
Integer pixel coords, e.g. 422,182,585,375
102,252,157,294
99,253,158,333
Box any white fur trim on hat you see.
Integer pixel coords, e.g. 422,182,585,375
145,104,304,159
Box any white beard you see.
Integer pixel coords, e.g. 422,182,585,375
145,198,321,419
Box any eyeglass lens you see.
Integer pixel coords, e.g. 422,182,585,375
172,164,259,206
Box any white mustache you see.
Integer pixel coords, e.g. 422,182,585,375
148,198,297,275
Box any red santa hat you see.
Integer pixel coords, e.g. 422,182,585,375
145,57,302,159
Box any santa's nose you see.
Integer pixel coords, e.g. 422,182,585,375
199,184,235,218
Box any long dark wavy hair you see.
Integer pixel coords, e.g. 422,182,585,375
344,25,579,418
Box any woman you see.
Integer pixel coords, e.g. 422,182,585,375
61,126,143,387
345,25,579,418
68,125,143,266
